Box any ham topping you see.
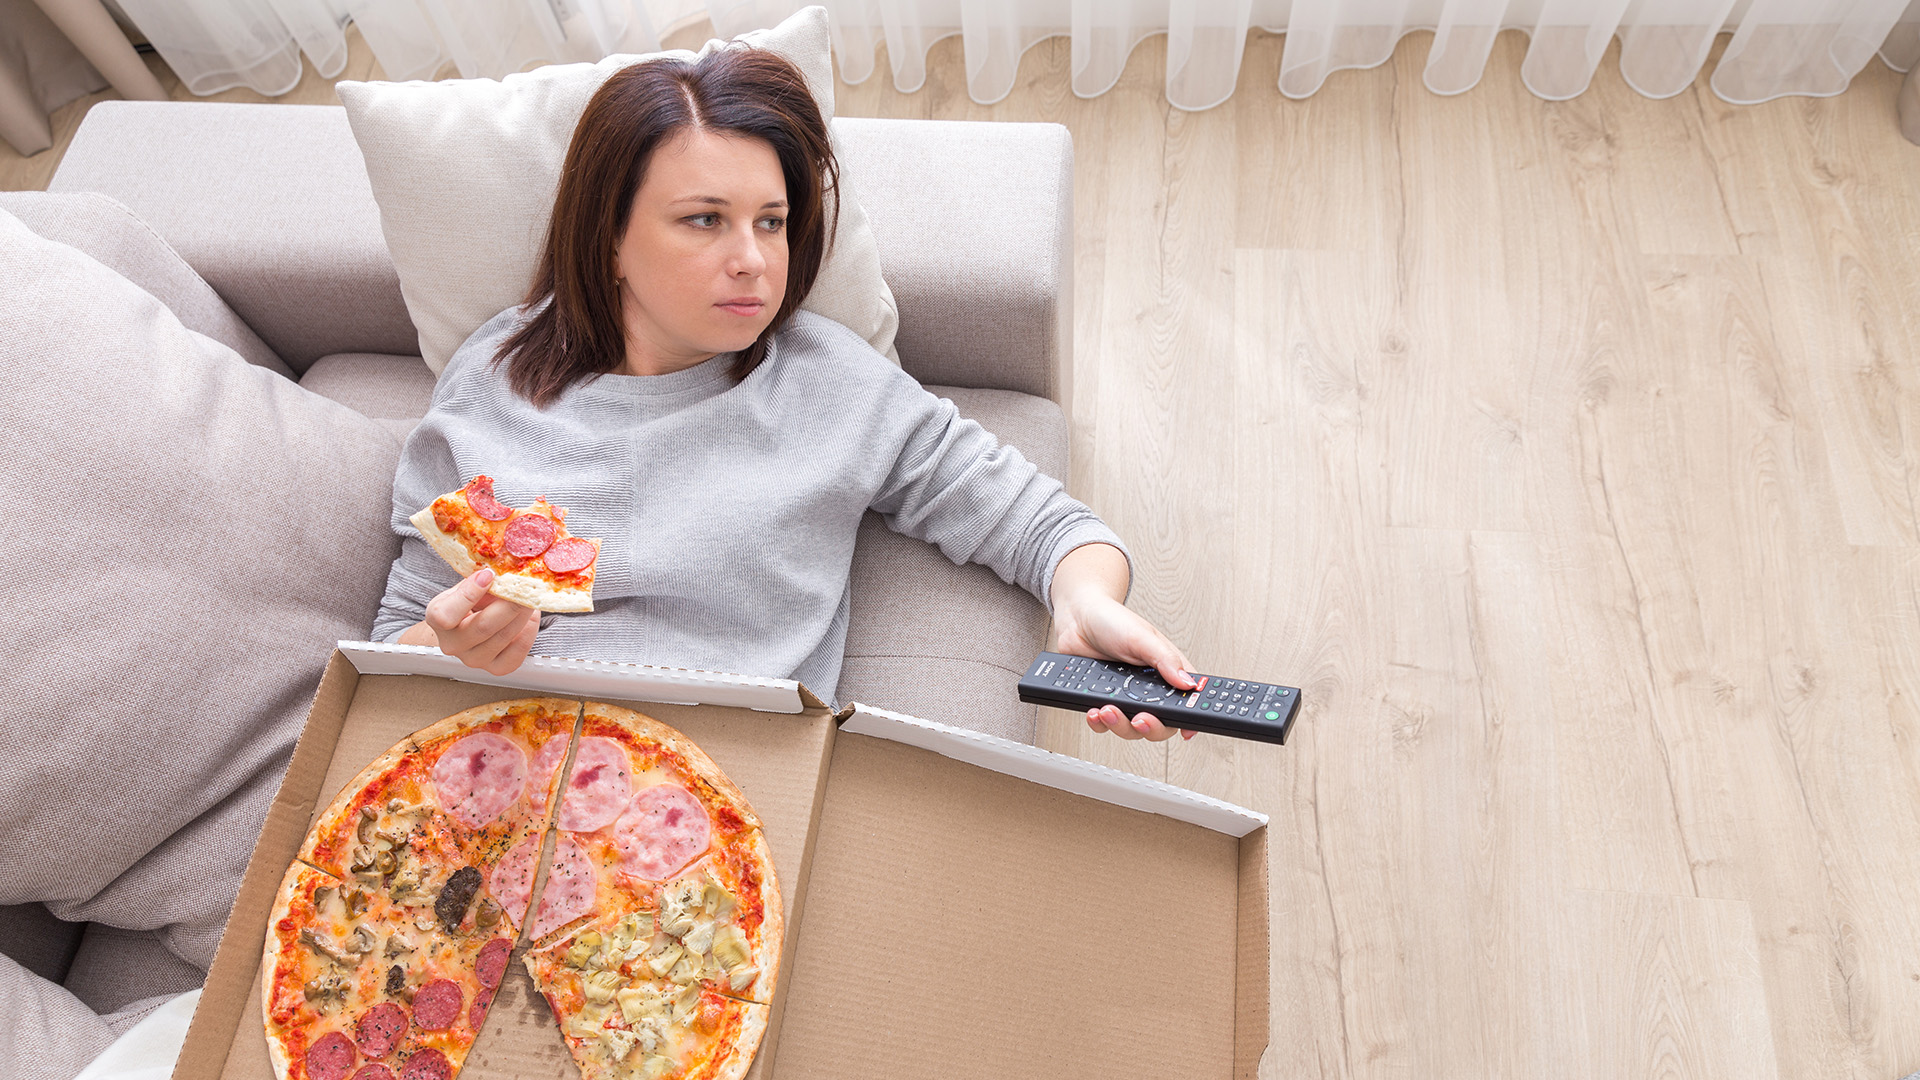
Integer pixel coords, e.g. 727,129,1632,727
429,733,527,829
555,737,633,833
613,785,711,882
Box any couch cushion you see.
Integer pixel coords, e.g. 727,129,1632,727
0,904,83,985
63,924,205,1016
0,208,403,976
49,101,420,372
0,191,291,378
838,386,1070,744
334,5,899,375
298,352,438,420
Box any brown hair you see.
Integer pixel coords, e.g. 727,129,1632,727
496,47,837,406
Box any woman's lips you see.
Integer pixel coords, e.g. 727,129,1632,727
716,298,764,317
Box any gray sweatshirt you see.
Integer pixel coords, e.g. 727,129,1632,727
372,306,1127,704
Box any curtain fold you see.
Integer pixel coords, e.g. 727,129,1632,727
108,0,1920,108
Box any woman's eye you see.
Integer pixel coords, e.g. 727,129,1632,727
687,213,719,228
759,216,787,233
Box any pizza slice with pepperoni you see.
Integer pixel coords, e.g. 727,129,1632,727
410,474,601,613
264,862,516,1080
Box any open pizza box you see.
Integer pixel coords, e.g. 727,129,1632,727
178,642,1271,1080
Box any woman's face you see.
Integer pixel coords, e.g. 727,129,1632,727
614,129,789,375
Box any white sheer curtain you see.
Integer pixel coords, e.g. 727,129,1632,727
112,0,1920,108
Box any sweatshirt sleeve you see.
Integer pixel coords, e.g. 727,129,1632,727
867,382,1130,611
369,415,467,643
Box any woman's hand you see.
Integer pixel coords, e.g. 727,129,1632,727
396,569,540,676
1048,544,1198,742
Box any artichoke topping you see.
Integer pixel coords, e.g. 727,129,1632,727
667,952,701,985
565,931,604,970
710,925,750,971
671,984,701,1026
598,1028,639,1062
582,969,624,1005
727,964,760,993
644,944,682,978
616,984,672,1024
637,1055,674,1080
701,871,737,918
679,918,715,957
632,1022,664,1055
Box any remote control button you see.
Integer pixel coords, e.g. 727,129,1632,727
1264,710,1280,721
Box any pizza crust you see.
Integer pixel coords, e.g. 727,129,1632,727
408,504,597,613
712,1003,770,1080
733,828,783,1006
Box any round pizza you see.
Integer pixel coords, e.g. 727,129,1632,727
265,697,779,1080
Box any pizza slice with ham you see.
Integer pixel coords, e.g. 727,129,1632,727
410,474,600,612
298,698,581,942
522,704,781,1002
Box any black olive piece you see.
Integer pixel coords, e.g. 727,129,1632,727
386,965,406,997
435,865,482,932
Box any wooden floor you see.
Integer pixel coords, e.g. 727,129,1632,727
10,23,1920,1080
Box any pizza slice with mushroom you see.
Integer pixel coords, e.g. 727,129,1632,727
264,862,516,1080
410,474,601,612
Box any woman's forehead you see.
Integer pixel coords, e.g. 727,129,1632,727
639,129,785,204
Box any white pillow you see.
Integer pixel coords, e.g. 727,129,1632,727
336,5,899,375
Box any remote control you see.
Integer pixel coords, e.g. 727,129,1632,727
1016,651,1301,745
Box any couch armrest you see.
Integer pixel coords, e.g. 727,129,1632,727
834,117,1073,410
48,101,416,374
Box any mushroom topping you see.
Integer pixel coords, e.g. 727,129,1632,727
385,965,407,998
474,898,502,931
435,866,482,933
346,925,378,956
384,930,415,958
414,914,437,933
303,973,348,1002
299,928,360,967
346,890,370,919
357,807,378,844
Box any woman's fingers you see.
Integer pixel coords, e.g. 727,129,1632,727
1086,705,1194,742
424,569,496,633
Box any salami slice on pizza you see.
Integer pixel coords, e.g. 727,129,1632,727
410,475,600,612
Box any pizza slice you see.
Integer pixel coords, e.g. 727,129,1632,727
523,914,769,1080
410,474,601,612
264,862,515,1080
523,703,781,1003
299,698,582,944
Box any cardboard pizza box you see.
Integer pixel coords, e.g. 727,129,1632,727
178,642,1271,1080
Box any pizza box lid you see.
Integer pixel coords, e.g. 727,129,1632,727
178,643,1270,1080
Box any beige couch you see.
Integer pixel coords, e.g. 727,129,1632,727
0,99,1076,1076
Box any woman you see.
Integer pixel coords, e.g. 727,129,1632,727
373,46,1192,742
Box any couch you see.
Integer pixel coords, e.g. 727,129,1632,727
0,99,1075,1073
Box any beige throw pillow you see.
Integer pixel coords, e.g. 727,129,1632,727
336,5,899,375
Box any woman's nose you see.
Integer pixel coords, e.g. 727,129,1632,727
725,224,766,276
